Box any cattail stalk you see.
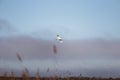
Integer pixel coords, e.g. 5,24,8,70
3,72,7,80
35,69,40,80
10,71,15,80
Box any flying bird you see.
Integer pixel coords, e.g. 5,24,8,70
56,35,63,43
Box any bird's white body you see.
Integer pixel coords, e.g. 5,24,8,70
56,35,63,43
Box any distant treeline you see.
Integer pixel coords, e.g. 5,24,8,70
0,76,120,80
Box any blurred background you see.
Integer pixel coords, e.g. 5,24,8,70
0,0,120,78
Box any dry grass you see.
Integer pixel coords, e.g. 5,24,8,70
0,49,119,80
0,71,120,80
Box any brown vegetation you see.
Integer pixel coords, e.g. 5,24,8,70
0,74,120,80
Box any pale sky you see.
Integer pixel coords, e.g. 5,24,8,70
0,0,120,78
0,0,120,39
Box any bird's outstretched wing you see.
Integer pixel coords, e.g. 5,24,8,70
56,35,63,43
